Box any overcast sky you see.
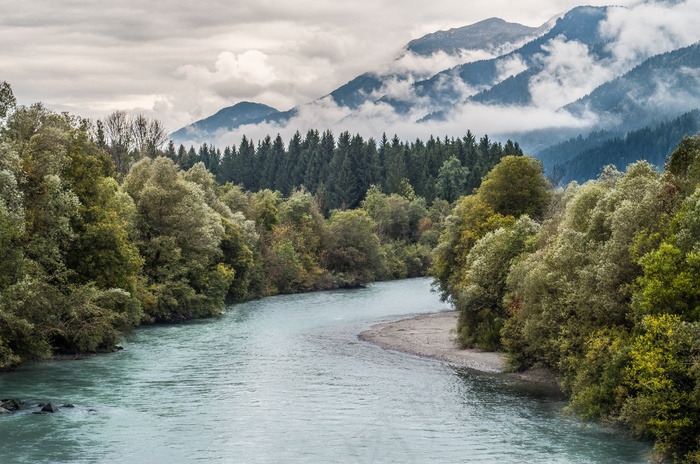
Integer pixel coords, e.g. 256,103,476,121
1,0,642,133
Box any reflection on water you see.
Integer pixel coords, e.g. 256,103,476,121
0,278,651,463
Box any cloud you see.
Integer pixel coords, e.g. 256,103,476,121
177,50,277,98
642,66,700,110
495,54,528,82
528,36,615,109
379,49,500,80
206,82,597,153
600,0,700,67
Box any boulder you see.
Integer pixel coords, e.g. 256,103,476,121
0,407,11,414
0,399,20,411
40,403,59,413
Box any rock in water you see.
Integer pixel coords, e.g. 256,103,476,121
0,399,20,411
0,407,11,414
40,403,59,413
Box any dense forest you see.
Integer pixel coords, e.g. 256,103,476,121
0,81,516,372
136,126,523,211
538,110,700,184
433,136,700,462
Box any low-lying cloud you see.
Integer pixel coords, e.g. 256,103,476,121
601,0,700,67
529,36,615,109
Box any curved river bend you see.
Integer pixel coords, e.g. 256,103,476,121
1,278,651,463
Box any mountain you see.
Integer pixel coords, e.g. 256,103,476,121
565,43,700,130
405,17,538,56
171,15,548,141
417,6,611,114
171,101,279,143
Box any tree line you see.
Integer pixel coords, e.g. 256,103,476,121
122,129,523,212
433,137,700,462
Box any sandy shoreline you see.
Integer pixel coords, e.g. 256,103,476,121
358,310,560,388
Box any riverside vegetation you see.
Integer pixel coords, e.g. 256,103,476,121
2,80,699,461
433,136,700,462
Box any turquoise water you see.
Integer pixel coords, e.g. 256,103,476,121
0,278,651,463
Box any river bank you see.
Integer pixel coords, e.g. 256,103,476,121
358,310,561,388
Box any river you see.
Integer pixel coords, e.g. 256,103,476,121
0,278,651,463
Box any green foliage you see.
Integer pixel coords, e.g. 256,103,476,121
259,189,330,294
436,156,470,203
633,187,700,322
634,243,700,320
431,194,514,301
435,137,700,461
220,218,254,302
566,329,631,420
251,189,280,231
362,185,412,241
621,315,700,461
359,186,437,280
502,162,666,375
454,217,539,350
325,209,385,286
123,157,233,321
0,103,152,367
665,135,700,191
478,155,551,220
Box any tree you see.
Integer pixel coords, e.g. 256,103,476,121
430,194,513,300
0,81,16,119
361,186,411,242
454,217,539,349
102,110,134,175
436,156,470,203
131,114,168,159
633,187,700,321
325,209,385,286
478,155,551,220
329,131,363,210
621,314,700,461
123,157,233,322
384,135,408,194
